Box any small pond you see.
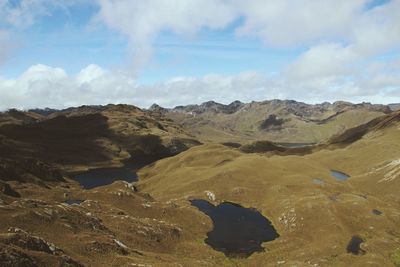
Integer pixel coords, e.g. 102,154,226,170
277,142,315,148
312,178,325,185
73,161,143,190
190,199,279,258
64,199,84,205
330,170,350,181
347,235,365,255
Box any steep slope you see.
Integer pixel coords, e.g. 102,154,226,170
236,110,400,155
137,111,400,266
0,104,200,182
161,100,391,143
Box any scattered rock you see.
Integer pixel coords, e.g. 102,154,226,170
88,240,128,255
4,227,62,255
279,208,298,231
114,239,129,250
204,191,216,201
124,182,137,192
1,227,84,266
372,209,382,215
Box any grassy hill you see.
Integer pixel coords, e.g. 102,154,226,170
137,110,400,266
0,104,200,183
163,100,390,144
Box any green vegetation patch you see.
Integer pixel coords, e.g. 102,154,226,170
391,248,400,267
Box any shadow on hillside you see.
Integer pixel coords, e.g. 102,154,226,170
0,113,113,165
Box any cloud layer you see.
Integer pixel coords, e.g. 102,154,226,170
1,63,399,110
95,0,400,105
95,0,400,68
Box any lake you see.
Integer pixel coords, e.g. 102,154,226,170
73,161,143,189
190,199,279,258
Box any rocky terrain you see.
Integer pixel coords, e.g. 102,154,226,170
389,103,400,111
155,100,391,144
0,102,399,266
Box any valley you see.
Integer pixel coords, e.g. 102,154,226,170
0,101,400,266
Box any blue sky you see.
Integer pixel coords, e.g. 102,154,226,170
0,0,399,109
2,6,302,84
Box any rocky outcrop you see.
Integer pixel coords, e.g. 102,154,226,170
173,100,244,114
0,228,84,267
148,104,169,114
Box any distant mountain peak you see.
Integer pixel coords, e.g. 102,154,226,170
148,103,169,113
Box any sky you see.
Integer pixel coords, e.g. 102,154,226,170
0,0,399,110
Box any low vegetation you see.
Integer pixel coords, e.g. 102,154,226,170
0,104,399,266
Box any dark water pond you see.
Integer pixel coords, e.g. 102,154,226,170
330,170,350,181
73,161,142,190
347,235,365,255
190,199,279,258
64,199,84,205
277,142,315,148
222,142,242,148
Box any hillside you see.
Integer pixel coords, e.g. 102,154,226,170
0,104,204,266
389,103,400,111
157,100,391,143
0,106,399,266
0,104,200,183
137,110,400,266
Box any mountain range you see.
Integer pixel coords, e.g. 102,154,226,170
151,100,391,143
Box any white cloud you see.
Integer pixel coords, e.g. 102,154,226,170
234,0,365,46
94,0,400,66
285,43,358,80
0,64,135,110
95,0,238,71
77,64,106,85
0,63,399,111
